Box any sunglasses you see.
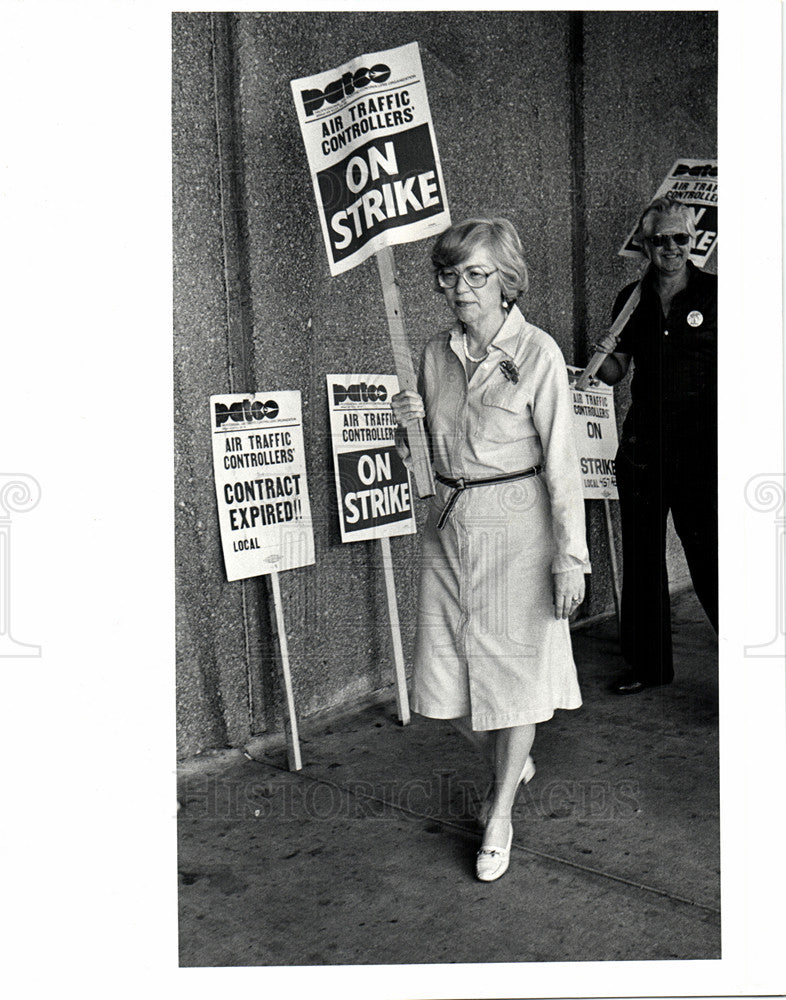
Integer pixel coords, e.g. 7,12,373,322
647,232,691,248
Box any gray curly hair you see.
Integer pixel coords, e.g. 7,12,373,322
634,195,697,245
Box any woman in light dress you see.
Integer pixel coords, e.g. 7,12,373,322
392,217,590,881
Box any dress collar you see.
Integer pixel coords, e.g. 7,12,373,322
449,303,528,361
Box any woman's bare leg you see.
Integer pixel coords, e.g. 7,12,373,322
450,715,494,769
482,724,536,848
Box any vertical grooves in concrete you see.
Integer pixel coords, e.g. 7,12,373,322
567,12,587,366
208,13,270,735
210,13,254,388
566,12,600,605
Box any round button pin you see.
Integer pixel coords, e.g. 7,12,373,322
687,310,704,327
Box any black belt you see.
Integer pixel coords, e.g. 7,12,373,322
434,466,542,530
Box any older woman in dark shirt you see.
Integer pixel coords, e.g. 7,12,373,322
597,196,717,695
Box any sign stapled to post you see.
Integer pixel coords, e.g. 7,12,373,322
209,391,315,581
618,158,718,267
291,41,450,276
326,374,416,542
567,366,619,500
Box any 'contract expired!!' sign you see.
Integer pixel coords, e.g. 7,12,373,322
210,391,315,580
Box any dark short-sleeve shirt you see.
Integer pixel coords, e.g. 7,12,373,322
613,261,717,456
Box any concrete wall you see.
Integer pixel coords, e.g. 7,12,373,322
173,11,717,757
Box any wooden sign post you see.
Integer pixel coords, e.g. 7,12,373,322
269,571,302,770
375,247,435,498
575,282,642,391
380,536,411,725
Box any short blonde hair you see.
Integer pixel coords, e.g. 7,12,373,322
430,217,529,302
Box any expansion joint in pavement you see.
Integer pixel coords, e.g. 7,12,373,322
246,752,721,917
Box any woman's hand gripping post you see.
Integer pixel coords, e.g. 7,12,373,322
391,389,426,466
391,389,425,427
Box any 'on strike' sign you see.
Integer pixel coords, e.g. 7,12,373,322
291,42,450,276
618,158,717,268
326,374,416,542
567,367,619,500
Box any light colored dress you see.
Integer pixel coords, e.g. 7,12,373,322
402,304,590,731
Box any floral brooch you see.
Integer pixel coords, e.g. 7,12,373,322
499,359,519,384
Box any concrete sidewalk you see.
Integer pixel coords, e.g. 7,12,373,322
177,589,719,966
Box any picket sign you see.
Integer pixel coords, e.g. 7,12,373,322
210,392,314,772
617,159,718,266
575,282,633,632
375,246,435,499
268,571,303,770
325,372,415,723
379,536,411,725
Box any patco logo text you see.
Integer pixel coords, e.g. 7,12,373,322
333,382,388,405
215,399,280,427
301,64,391,117
674,162,717,178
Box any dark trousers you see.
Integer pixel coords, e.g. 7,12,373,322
616,443,718,684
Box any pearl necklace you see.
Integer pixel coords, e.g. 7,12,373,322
462,330,488,363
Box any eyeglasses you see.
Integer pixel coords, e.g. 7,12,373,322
647,232,691,248
437,266,498,289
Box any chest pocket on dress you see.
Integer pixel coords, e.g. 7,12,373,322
480,382,526,443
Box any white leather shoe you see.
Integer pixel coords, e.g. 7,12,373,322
477,755,536,827
476,823,514,882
